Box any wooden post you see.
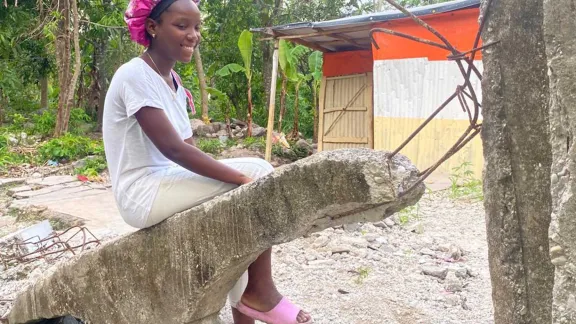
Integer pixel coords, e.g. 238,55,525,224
317,76,327,152
265,39,280,162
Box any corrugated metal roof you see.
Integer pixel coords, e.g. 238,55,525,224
251,0,481,52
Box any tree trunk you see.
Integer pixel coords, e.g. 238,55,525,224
290,81,301,139
194,47,209,124
481,0,554,323
54,0,71,136
89,40,106,120
96,79,107,132
54,0,81,136
40,76,48,109
66,0,81,123
75,68,85,109
262,42,273,110
544,0,576,322
262,0,283,108
277,73,287,132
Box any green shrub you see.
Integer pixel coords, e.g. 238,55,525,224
32,108,93,137
244,137,266,151
449,162,483,201
74,155,107,177
225,138,237,148
32,110,56,136
10,113,27,130
271,141,312,162
38,134,101,162
196,138,224,155
69,108,93,134
0,147,30,168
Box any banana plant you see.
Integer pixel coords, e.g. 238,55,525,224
277,40,309,133
216,30,254,136
206,87,233,137
289,73,312,140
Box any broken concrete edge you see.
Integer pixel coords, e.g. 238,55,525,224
7,148,425,324
0,178,26,189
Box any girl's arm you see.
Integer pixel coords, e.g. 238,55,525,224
184,136,196,146
135,107,252,185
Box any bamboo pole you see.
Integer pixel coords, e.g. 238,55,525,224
265,39,280,161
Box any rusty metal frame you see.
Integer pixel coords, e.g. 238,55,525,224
0,225,101,267
369,0,495,196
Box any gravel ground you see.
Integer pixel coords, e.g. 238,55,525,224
220,191,494,324
1,190,494,323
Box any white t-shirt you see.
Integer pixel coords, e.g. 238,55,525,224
103,57,192,228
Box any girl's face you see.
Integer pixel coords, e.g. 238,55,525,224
147,0,201,63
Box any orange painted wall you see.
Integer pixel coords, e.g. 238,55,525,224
372,8,482,61
323,50,373,77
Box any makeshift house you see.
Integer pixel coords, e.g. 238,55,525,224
253,0,484,177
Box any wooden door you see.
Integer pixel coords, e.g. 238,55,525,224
318,73,373,151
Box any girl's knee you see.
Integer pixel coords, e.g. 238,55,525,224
254,158,274,175
242,157,274,178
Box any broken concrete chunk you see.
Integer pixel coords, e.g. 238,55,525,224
7,149,424,324
26,175,78,186
0,178,25,188
422,266,449,280
8,185,33,196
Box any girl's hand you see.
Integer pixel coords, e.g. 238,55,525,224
238,176,253,185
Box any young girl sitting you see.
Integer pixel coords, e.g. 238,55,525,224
102,0,312,323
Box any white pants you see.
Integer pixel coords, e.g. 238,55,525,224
147,157,274,307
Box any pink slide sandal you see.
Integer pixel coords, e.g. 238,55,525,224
236,297,312,324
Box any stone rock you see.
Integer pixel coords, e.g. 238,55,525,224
368,253,382,261
296,139,312,150
351,248,368,258
312,236,329,249
7,149,424,324
444,273,463,292
251,126,267,137
190,118,205,132
373,221,388,228
454,267,469,279
194,124,213,137
363,234,378,243
359,223,378,233
7,135,19,146
448,244,463,260
235,129,246,139
419,248,436,257
340,237,368,248
384,218,395,227
466,266,478,278
375,237,388,245
215,129,228,137
331,245,352,254
343,223,360,232
444,294,461,306
422,266,449,280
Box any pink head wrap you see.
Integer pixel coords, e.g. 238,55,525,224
124,0,201,47
124,0,200,114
